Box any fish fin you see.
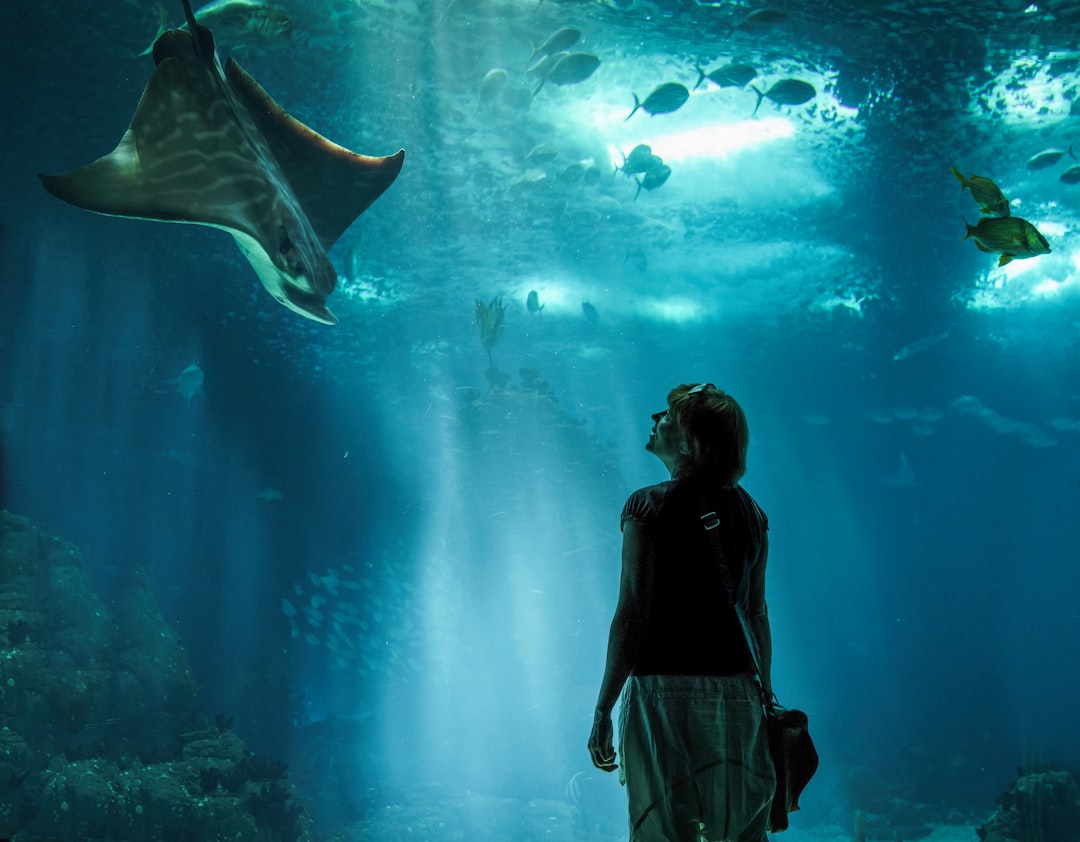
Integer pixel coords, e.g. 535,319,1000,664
693,66,706,91
224,58,404,251
38,54,249,230
961,218,976,240
625,94,641,121
750,85,764,117
998,254,1014,266
973,241,991,253
139,3,170,58
950,167,969,191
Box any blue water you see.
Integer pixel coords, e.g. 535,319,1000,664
3,0,1080,838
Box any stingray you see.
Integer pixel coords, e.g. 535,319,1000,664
39,0,404,325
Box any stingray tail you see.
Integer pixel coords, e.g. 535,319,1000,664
179,0,215,61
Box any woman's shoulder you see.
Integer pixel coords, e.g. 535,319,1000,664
620,481,677,526
735,485,769,531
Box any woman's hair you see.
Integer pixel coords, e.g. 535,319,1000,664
667,383,749,485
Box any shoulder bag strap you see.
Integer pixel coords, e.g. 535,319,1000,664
699,501,775,712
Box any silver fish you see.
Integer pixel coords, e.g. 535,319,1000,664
727,8,788,37
1060,165,1080,184
527,27,581,66
751,79,815,115
635,163,671,199
893,331,948,361
477,68,508,113
626,82,690,120
533,52,600,95
139,0,292,57
1026,147,1071,170
693,62,756,91
618,144,655,175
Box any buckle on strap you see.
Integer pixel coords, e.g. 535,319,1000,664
700,511,720,531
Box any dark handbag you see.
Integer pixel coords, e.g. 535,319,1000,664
699,505,818,833
766,704,818,832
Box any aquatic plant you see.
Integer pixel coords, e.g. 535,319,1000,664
475,296,507,366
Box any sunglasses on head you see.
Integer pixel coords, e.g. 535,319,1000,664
687,382,714,395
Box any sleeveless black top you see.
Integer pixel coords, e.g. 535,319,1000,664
620,477,769,677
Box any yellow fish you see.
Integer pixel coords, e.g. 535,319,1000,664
963,216,1050,266
951,168,1010,217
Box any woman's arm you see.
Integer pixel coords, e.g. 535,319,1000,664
588,520,654,771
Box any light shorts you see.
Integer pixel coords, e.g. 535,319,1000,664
618,673,775,842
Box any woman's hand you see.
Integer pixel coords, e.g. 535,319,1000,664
588,712,618,772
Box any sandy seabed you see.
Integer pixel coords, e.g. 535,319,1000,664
775,824,978,842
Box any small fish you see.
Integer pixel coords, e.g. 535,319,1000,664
881,451,917,489
527,27,581,66
166,362,205,407
559,162,586,184
477,68,508,113
527,51,565,79
526,290,544,314
950,168,1010,217
533,52,600,94
1026,146,1071,170
727,8,788,37
525,143,559,162
963,216,1050,266
509,168,547,188
626,82,690,120
582,301,599,323
501,85,534,112
139,0,291,56
893,331,948,361
1060,165,1080,184
618,144,656,176
634,163,671,199
751,79,816,115
693,62,756,91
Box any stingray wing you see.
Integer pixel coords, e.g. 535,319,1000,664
39,32,279,242
224,58,405,251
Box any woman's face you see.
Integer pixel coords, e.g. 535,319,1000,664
646,407,685,466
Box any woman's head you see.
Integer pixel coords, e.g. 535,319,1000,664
666,383,749,485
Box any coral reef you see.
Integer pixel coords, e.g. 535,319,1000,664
978,769,1080,842
0,510,314,841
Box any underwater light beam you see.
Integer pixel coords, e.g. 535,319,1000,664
605,117,794,168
